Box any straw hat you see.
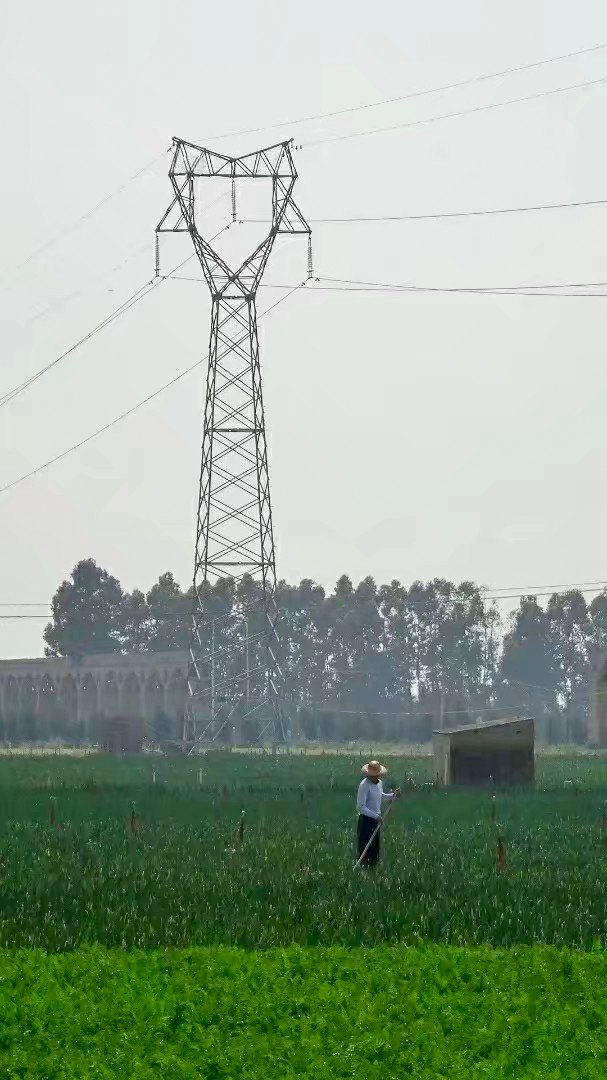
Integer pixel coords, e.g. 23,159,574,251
362,760,387,778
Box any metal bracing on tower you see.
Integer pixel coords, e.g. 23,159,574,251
156,137,310,749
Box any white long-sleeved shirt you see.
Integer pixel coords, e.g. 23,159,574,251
357,777,395,820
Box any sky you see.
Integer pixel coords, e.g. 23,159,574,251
0,0,607,656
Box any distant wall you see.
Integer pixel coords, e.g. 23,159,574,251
0,651,189,741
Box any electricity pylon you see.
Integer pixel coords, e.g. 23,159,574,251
156,137,310,749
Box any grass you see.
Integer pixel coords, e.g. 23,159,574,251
2,943,606,1078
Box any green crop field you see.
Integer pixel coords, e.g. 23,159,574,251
3,944,607,1078
0,751,604,950
1,751,606,1075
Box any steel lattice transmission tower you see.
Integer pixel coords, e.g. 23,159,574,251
156,137,310,748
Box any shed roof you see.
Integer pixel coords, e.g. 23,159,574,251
433,716,533,737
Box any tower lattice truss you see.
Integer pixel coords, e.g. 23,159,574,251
157,138,310,747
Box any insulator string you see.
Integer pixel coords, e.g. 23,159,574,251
154,232,160,278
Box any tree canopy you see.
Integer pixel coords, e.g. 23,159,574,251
42,558,606,742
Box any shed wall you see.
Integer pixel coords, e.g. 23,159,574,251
433,719,534,787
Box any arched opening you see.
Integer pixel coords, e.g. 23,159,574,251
39,674,60,740
145,672,166,739
102,674,119,718
123,671,142,719
167,669,187,735
20,676,38,742
4,676,19,724
62,675,78,740
2,677,20,742
22,676,37,717
80,673,98,741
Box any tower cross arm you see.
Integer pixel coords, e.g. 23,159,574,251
276,194,311,235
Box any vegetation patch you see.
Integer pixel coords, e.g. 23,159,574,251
1,944,605,1077
0,755,604,949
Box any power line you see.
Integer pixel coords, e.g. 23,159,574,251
483,579,607,595
199,43,607,144
173,274,607,297
0,214,230,412
0,279,163,411
304,75,607,148
1,576,606,608
308,285,607,298
4,44,604,287
10,190,229,345
1,578,605,621
290,197,607,223
0,603,49,608
482,586,607,602
377,585,607,612
0,282,307,498
320,274,607,291
0,152,168,286
311,275,607,298
18,243,151,332
298,701,530,719
0,615,49,620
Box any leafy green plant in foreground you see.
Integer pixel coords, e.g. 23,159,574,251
0,945,606,1078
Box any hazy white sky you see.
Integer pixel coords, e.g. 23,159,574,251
0,0,606,656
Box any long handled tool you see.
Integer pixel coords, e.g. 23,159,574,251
354,795,398,869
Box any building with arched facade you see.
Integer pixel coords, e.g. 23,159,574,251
0,651,189,742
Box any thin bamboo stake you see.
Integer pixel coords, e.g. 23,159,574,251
354,797,397,869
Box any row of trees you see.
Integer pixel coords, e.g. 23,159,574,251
39,559,607,743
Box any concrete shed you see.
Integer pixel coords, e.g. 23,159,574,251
433,716,534,787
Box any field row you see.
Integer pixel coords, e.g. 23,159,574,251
0,748,606,789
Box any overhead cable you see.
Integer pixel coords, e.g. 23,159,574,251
0,282,307,497
0,614,50,620
0,216,232,412
482,579,607,595
304,76,607,148
2,577,606,618
0,279,160,411
303,285,607,298
13,191,229,334
5,43,605,284
172,273,607,296
199,43,607,144
480,586,607,602
0,152,168,286
295,197,607,223
311,275,607,298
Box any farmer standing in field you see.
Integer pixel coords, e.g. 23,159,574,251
356,761,400,867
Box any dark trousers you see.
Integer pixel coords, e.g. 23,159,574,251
357,814,380,866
